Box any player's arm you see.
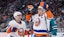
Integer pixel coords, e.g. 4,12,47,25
50,18,58,35
6,25,11,34
22,21,33,35
6,22,17,34
46,10,58,35
6,21,12,34
6,25,17,33
46,10,54,19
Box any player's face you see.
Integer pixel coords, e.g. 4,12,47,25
15,14,22,20
38,9,43,14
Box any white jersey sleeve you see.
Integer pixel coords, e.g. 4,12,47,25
22,21,26,30
6,20,14,29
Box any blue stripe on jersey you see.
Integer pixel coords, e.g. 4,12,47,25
34,30,47,32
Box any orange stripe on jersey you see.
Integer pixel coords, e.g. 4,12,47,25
35,34,49,37
6,27,11,34
46,10,54,19
6,27,17,34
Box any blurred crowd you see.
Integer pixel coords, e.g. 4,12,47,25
0,0,64,32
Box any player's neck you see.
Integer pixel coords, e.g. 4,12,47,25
38,13,43,16
15,20,21,24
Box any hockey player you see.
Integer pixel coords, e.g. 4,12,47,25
39,2,58,37
32,6,57,37
6,11,27,37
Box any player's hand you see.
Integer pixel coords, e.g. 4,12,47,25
18,31,24,36
29,30,33,34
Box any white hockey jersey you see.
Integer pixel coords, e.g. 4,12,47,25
6,20,26,37
32,13,51,34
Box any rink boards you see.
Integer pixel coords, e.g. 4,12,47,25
0,32,64,37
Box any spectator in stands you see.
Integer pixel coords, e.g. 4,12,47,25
0,14,8,32
25,5,34,30
1,14,8,23
0,15,2,24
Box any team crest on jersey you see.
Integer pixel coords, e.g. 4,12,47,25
36,18,40,23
